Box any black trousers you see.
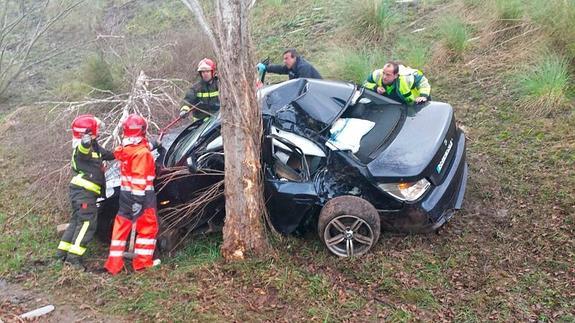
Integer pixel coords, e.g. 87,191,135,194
57,187,98,260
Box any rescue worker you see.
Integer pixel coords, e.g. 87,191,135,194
57,114,114,269
104,114,159,275
256,48,322,80
363,61,431,104
180,58,220,121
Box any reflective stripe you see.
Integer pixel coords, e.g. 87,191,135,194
77,143,90,155
70,174,101,195
72,221,90,250
196,91,219,98
109,250,124,257
132,178,147,185
145,185,154,191
121,176,132,181
134,248,154,255
111,240,126,247
146,176,155,180
132,189,145,196
136,238,156,245
68,244,86,256
120,186,132,191
91,152,101,159
58,241,72,251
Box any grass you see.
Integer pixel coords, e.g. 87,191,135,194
526,0,575,59
437,16,470,57
394,35,431,69
493,0,524,21
348,0,399,40
516,53,571,116
321,47,388,84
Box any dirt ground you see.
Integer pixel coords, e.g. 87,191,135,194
0,279,119,323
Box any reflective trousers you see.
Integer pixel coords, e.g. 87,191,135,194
104,208,158,275
57,187,97,261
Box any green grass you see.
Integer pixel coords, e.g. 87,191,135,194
493,0,524,21
438,16,470,56
394,35,431,68
516,53,571,115
349,0,399,39
526,0,575,59
321,48,388,84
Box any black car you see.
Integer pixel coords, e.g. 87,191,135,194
97,78,468,257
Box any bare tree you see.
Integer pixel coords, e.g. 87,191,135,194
180,0,270,260
0,0,85,98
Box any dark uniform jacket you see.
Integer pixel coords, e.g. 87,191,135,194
182,77,220,119
70,140,114,196
266,57,322,80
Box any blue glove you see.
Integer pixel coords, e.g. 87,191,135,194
256,63,267,73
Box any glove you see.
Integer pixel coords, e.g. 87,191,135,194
180,105,191,118
256,63,267,73
132,203,143,217
149,138,162,150
81,132,92,146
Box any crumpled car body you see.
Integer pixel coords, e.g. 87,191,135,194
97,78,468,257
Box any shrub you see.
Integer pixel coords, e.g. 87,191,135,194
350,0,398,40
517,53,571,116
322,48,387,84
437,16,469,57
82,54,117,92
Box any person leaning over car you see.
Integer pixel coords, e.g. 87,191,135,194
363,61,431,104
257,48,322,80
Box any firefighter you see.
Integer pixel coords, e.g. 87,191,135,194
56,115,114,269
179,58,220,121
363,61,431,105
104,114,159,275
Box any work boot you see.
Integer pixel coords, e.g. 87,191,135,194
55,251,67,262
64,257,86,271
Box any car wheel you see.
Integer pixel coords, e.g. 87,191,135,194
318,196,380,257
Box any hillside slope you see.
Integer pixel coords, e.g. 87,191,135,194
0,0,573,321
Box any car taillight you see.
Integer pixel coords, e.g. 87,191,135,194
378,178,431,202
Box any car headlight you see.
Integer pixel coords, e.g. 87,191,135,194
378,178,431,202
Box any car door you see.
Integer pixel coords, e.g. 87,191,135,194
263,134,321,234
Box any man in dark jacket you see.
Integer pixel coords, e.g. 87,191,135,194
56,115,114,269
180,58,220,121
257,48,322,80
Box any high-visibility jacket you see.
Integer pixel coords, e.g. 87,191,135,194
113,139,156,217
363,65,431,104
70,140,114,196
182,77,220,114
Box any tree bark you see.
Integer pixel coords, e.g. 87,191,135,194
181,0,270,260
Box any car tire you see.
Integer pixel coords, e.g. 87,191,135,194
318,196,381,257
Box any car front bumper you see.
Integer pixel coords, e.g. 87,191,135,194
379,131,468,233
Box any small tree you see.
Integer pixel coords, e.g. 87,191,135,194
0,0,84,98
180,0,270,260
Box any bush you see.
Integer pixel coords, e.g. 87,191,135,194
322,48,388,84
493,0,524,21
437,16,469,57
394,35,430,69
526,0,575,60
82,54,117,92
350,0,398,40
517,53,571,116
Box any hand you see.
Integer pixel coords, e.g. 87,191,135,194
150,138,162,150
179,105,191,118
256,63,267,73
376,86,386,95
81,133,92,146
415,96,428,104
132,203,143,217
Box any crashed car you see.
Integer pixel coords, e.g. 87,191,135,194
97,78,468,257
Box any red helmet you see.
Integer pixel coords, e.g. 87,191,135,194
72,114,101,138
197,58,216,78
122,114,147,138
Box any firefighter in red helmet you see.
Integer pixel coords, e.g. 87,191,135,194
104,114,159,274
57,114,114,269
179,58,220,121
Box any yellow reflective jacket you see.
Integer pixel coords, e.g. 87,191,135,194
363,65,431,104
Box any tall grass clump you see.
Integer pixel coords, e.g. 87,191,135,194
322,48,387,84
493,0,524,21
517,53,571,116
394,35,430,69
437,16,469,57
350,0,398,40
526,0,575,60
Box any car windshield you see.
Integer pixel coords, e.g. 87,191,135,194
165,118,214,166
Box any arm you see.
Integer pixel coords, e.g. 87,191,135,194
129,150,154,214
363,72,377,91
297,63,322,79
415,73,431,98
99,145,115,161
265,63,289,75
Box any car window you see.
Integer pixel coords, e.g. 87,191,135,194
165,119,213,166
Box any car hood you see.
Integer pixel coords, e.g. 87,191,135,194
367,101,454,182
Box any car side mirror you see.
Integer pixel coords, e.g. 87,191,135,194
186,156,198,174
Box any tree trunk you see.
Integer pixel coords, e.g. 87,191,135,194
215,0,269,260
